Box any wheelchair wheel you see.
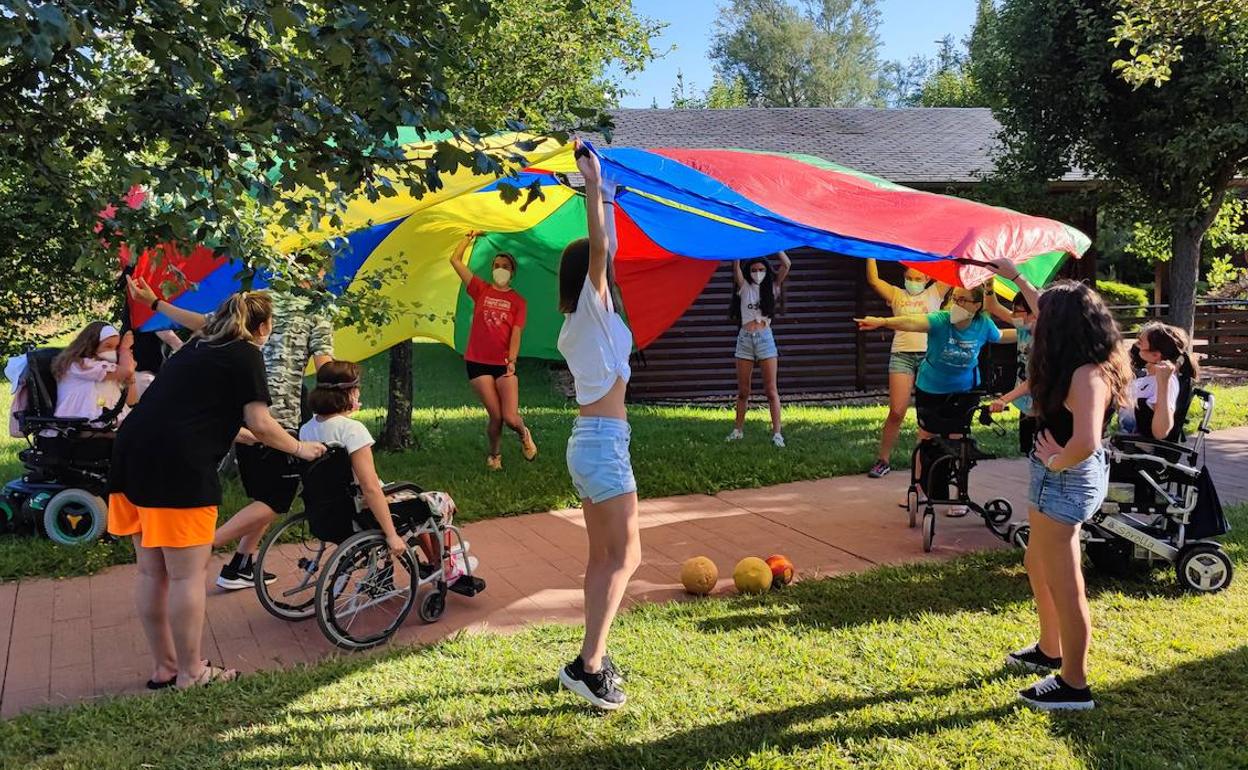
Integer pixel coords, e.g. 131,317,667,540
1175,543,1233,594
922,509,936,553
418,590,446,623
1085,539,1134,576
42,489,107,546
906,487,919,529
255,513,326,621
316,530,418,651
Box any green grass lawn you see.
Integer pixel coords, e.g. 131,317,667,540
3,341,1247,581
2,504,1245,769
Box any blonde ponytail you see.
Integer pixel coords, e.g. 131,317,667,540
200,291,274,344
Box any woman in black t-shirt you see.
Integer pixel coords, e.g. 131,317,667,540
108,292,326,690
131,329,184,399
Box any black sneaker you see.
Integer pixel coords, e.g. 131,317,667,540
216,562,251,590
868,459,891,479
1018,675,1095,711
559,656,626,710
1005,643,1062,674
601,654,626,686
217,562,275,590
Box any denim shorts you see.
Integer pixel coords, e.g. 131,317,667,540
566,416,637,504
888,350,924,376
1028,448,1110,526
735,326,778,361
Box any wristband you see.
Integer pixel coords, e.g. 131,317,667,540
150,297,161,311
1044,453,1059,471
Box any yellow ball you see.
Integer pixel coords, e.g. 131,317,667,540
680,556,718,595
733,557,773,594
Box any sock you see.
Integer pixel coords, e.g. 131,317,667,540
240,554,254,572
226,552,246,570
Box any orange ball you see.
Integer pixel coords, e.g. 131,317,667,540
765,554,795,588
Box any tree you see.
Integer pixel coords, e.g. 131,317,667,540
881,0,996,107
710,0,883,107
1,0,653,354
670,69,751,109
1110,0,1247,87
976,0,1248,332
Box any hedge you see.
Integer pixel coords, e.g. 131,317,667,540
1097,279,1149,318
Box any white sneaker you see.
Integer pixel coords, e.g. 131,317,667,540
726,429,744,442
945,505,969,518
445,554,480,585
772,433,785,448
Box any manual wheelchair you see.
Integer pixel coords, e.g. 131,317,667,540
253,446,485,650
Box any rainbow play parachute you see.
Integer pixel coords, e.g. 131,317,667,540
124,138,1088,362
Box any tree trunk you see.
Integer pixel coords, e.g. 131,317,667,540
1168,222,1204,335
377,340,413,451
1153,260,1168,307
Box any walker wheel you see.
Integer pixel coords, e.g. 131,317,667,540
418,590,446,623
922,511,935,553
984,498,1013,525
1011,525,1031,550
906,488,919,528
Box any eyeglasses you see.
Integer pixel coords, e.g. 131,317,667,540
952,296,982,308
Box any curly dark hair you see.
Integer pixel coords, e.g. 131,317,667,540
1029,280,1132,422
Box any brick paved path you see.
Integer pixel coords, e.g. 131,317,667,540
2,428,1244,718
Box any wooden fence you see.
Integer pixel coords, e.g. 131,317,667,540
1111,300,1248,370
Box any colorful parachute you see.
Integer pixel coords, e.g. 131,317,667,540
124,137,1088,362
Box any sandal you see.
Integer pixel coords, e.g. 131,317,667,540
147,659,211,690
520,428,538,461
175,664,239,690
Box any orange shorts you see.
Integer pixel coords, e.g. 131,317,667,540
107,493,218,549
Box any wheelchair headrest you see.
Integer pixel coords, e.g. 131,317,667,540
23,349,63,417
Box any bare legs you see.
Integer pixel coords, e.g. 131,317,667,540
132,536,213,687
760,357,782,435
470,374,527,458
213,500,275,556
1024,508,1090,688
733,357,782,435
579,491,641,672
877,371,915,463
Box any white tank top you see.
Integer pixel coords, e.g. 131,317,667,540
557,277,633,405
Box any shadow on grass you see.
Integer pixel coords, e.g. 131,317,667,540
695,548,1218,637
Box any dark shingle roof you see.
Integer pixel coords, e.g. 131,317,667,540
601,108,1091,185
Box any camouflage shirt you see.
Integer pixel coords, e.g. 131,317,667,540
263,291,335,431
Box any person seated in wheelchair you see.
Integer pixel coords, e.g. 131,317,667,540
1108,323,1199,509
299,360,476,583
52,322,138,427
858,262,1041,517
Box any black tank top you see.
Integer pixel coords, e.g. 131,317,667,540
1035,405,1113,449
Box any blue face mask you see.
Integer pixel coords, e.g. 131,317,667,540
904,279,927,296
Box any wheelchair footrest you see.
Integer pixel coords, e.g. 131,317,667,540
449,576,486,598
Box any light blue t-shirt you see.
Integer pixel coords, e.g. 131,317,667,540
916,311,1002,394
1012,321,1034,414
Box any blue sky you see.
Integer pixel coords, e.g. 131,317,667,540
619,0,979,107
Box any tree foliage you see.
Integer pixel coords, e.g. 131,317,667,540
882,1,995,107
670,70,751,109
1111,0,1248,87
0,0,655,354
710,0,883,107
976,0,1248,331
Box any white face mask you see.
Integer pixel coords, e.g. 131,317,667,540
904,279,927,296
492,267,512,287
949,304,975,324
750,271,766,285
98,350,118,363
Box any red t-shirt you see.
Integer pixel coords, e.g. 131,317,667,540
465,276,527,365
